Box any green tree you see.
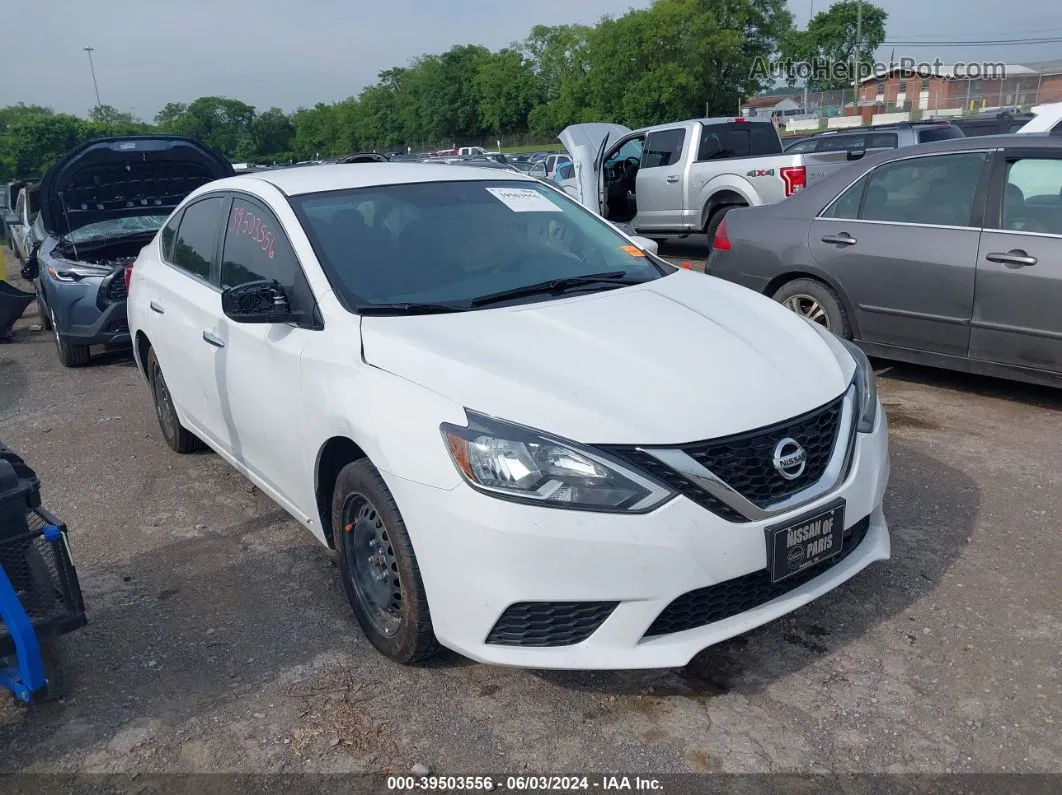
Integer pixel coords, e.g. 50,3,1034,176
252,107,296,159
783,0,887,91
474,49,538,135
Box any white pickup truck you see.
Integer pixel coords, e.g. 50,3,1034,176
559,117,837,241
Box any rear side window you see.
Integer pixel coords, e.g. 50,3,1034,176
698,122,781,161
785,139,819,154
817,135,862,153
160,212,181,261
642,128,686,168
860,153,988,227
865,133,898,149
917,125,964,143
221,197,314,315
172,196,226,280
822,175,869,219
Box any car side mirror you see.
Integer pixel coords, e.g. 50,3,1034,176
221,280,297,324
630,235,659,255
846,147,866,161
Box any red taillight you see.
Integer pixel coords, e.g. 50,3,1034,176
123,265,133,293
780,165,807,197
712,215,732,251
733,117,746,123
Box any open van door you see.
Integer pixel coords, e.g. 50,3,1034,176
558,123,630,212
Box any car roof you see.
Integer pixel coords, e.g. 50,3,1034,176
804,120,958,138
227,162,537,196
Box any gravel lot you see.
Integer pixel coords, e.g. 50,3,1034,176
0,240,1059,776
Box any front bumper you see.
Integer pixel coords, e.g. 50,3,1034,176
48,278,131,349
384,407,891,669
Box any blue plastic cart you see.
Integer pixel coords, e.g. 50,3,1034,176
0,443,86,702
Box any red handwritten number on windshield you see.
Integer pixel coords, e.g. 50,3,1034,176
229,205,276,259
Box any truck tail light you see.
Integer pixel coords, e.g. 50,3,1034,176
781,166,807,197
712,216,732,251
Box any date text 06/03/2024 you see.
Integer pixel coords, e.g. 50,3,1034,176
385,775,665,791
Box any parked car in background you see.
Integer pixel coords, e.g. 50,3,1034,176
24,135,233,367
335,152,389,164
706,135,1062,387
1017,101,1062,135
784,121,964,156
127,162,889,669
7,182,41,263
560,117,845,242
946,110,1033,137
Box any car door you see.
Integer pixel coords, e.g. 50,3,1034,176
808,150,992,355
213,193,320,502
969,149,1062,374
635,127,687,230
146,194,229,443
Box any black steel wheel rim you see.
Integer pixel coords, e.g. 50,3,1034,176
152,366,178,443
342,493,403,637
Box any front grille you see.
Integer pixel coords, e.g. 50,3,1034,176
642,515,870,638
609,394,846,522
486,601,618,647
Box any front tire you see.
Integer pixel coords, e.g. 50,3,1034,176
772,278,851,338
51,310,90,367
146,347,205,453
332,459,438,664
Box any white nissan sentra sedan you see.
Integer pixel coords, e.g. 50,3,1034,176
127,163,890,669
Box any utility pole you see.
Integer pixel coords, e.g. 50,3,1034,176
84,46,101,108
851,0,862,113
802,0,811,114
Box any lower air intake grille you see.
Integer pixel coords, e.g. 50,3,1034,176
486,601,619,647
642,515,870,638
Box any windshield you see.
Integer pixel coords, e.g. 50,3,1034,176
290,180,668,309
64,215,170,244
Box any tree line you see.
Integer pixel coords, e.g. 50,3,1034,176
0,0,885,181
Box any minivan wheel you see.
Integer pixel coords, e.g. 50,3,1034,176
51,310,90,368
773,278,851,339
145,347,205,453
332,459,438,664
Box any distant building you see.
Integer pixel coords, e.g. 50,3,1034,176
857,60,1062,113
740,93,803,120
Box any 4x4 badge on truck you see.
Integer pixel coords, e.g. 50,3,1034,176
747,168,775,177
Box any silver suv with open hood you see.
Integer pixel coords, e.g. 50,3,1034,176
24,135,233,367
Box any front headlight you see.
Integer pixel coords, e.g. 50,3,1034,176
838,338,878,433
441,412,674,512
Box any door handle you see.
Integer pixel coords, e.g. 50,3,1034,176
666,175,680,184
149,301,164,315
985,249,1037,268
202,330,225,348
821,233,857,246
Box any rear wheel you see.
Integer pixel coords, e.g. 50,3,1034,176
332,459,438,664
35,637,73,702
772,278,851,338
704,205,742,244
51,309,90,368
146,347,205,453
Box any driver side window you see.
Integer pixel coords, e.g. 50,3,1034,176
605,137,645,168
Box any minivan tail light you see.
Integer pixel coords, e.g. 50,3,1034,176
712,216,732,251
781,165,807,196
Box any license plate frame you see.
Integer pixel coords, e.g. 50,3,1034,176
765,499,846,584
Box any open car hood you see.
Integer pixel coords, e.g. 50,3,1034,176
39,136,234,238
557,123,630,209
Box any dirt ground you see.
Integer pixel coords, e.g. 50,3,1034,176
0,241,1059,776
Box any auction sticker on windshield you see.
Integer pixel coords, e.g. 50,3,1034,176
486,187,562,213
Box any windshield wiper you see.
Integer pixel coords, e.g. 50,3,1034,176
355,302,469,316
469,271,642,308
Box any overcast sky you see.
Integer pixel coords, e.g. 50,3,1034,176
4,0,1062,120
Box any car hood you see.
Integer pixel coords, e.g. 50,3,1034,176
361,271,854,445
39,135,234,238
558,123,631,210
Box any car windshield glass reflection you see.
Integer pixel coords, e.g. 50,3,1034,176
291,180,666,309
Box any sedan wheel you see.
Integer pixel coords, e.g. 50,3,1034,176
343,495,403,638
782,294,831,329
